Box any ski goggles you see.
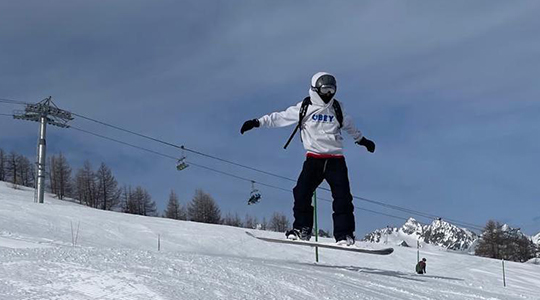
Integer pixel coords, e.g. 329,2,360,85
318,85,336,95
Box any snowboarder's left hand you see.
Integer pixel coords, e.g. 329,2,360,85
356,137,375,153
240,119,260,134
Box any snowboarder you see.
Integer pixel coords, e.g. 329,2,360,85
240,72,375,246
416,258,427,274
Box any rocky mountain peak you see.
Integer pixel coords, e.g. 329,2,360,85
401,218,425,235
422,219,477,251
363,218,478,251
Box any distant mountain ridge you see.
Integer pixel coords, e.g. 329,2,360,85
363,218,540,253
362,218,478,251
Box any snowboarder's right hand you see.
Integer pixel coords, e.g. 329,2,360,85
240,119,260,134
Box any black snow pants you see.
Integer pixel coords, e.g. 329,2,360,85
292,156,355,240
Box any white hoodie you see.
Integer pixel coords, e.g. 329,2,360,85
258,72,363,155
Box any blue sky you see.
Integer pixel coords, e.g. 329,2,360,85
1,1,539,236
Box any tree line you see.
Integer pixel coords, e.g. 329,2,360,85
163,188,292,232
0,149,35,187
0,148,158,216
0,148,294,232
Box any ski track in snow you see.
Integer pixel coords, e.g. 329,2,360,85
0,184,539,300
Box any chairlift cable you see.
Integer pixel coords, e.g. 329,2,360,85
68,124,422,222
2,103,486,230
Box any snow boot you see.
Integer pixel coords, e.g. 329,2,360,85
336,234,355,246
285,227,312,241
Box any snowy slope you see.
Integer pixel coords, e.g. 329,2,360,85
1,183,539,300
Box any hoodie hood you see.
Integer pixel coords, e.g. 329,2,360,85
258,71,364,155
309,72,336,106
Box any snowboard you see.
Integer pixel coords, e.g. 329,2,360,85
246,231,394,255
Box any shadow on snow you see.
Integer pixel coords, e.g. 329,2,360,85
297,263,465,283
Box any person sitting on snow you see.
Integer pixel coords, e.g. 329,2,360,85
416,258,427,274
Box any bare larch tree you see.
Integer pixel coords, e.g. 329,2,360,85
187,189,221,224
164,190,187,220
268,212,290,232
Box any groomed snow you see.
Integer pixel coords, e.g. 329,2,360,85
1,183,539,299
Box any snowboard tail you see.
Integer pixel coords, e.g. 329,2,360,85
246,231,394,255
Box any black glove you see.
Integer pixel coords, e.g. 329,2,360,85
240,119,260,134
356,137,375,153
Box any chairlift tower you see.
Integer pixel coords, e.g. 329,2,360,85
13,97,73,203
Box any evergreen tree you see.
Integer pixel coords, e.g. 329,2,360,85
187,189,221,224
514,236,537,262
164,190,187,220
475,220,502,259
475,220,536,262
500,227,536,262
